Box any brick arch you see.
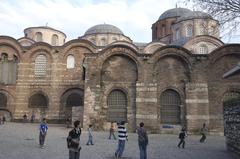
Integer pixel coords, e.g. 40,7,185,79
0,89,15,114
98,45,141,69
0,36,23,60
208,44,240,65
62,39,97,55
151,46,192,70
28,91,49,108
27,46,53,63
101,54,138,82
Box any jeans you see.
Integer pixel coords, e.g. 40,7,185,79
139,144,147,159
39,133,46,146
115,140,125,157
178,139,185,148
109,130,116,140
200,134,206,143
86,135,93,145
69,150,80,159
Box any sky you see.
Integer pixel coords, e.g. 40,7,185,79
0,0,239,43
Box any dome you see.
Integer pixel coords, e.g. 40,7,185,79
177,11,213,22
158,8,192,20
84,24,124,35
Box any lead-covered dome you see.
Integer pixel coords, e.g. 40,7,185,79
177,11,213,22
158,8,192,20
84,24,124,35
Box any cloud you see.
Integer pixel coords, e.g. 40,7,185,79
0,0,178,42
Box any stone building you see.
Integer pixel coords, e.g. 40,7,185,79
0,8,240,133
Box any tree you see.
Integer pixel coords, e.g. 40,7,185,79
184,0,240,41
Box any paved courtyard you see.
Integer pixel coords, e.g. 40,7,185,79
0,123,238,159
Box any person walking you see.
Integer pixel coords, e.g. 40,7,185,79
137,122,148,159
115,121,127,158
30,113,35,123
86,124,94,145
177,127,187,148
200,123,208,143
39,118,48,148
67,120,81,159
109,122,116,140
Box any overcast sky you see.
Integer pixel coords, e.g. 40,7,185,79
0,0,239,43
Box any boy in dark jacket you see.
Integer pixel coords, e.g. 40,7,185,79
177,127,187,148
137,122,148,159
67,120,81,159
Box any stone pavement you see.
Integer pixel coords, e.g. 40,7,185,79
0,123,238,159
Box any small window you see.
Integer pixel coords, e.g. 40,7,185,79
199,45,208,54
34,54,47,76
51,34,59,46
67,55,75,69
208,26,215,35
35,32,43,42
1,53,8,62
101,38,106,46
162,25,165,36
186,25,193,37
176,29,180,40
200,24,205,35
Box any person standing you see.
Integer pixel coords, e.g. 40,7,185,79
86,124,94,145
39,118,48,148
115,121,127,158
137,122,148,159
30,113,35,123
23,114,27,123
177,127,187,148
2,115,6,124
200,123,208,143
67,120,81,159
109,122,116,140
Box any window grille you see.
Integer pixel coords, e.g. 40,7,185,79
0,93,7,107
34,54,47,77
107,90,127,122
160,89,181,124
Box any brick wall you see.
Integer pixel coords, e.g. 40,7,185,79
224,100,240,155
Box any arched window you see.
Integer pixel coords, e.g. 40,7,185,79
35,32,43,42
1,53,8,62
0,93,7,107
67,55,75,69
101,38,106,46
29,93,48,108
34,54,47,76
199,45,208,54
200,24,205,35
186,25,193,37
66,93,83,107
162,25,165,37
208,26,215,35
107,90,127,122
51,34,59,46
176,29,180,40
13,55,18,63
160,89,181,124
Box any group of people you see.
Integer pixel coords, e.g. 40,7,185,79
177,123,208,149
0,115,6,124
38,118,207,159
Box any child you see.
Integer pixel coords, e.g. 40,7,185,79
177,127,187,148
39,118,48,148
86,124,94,145
109,122,116,140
